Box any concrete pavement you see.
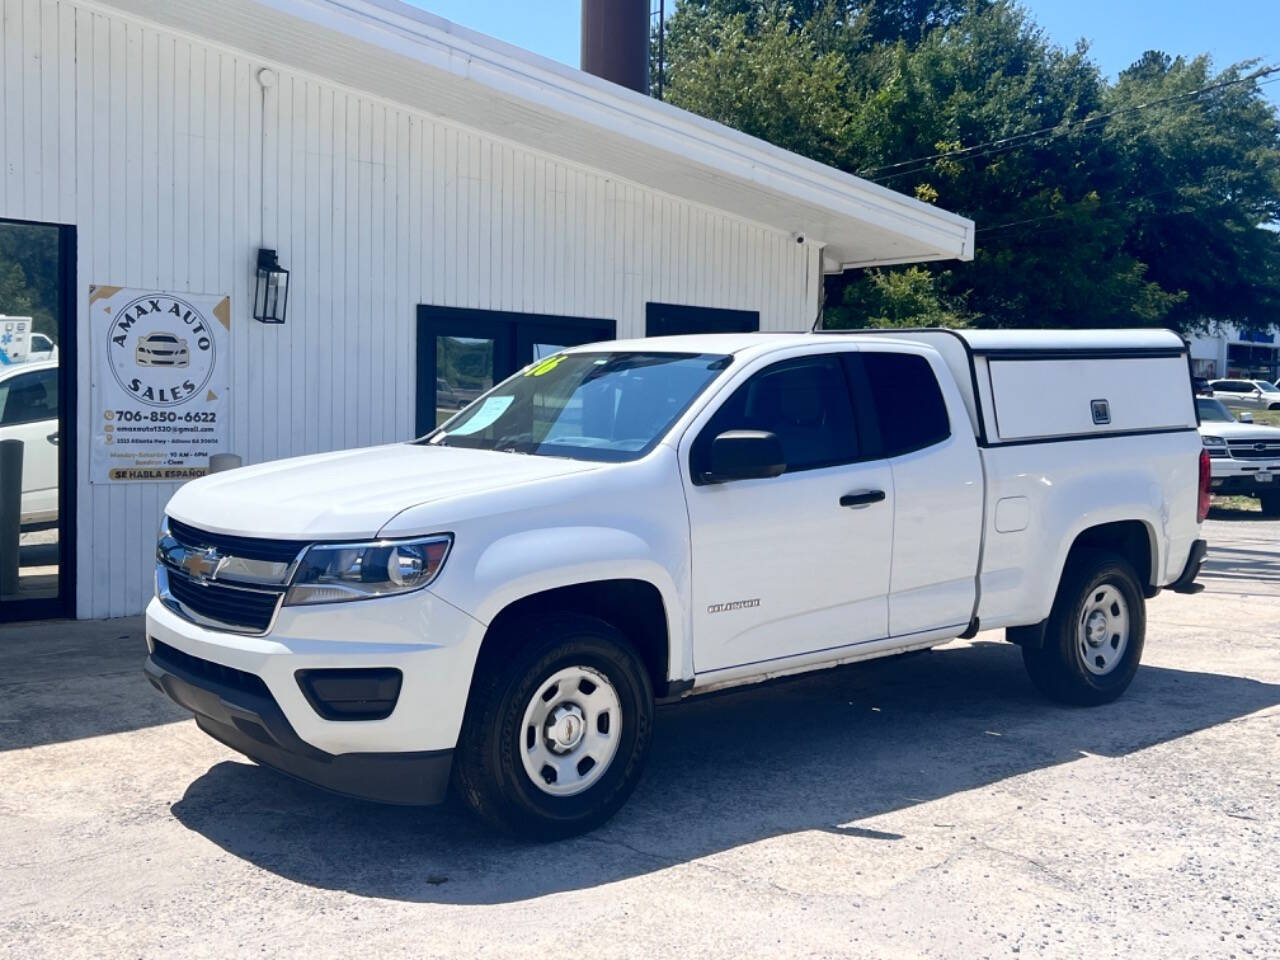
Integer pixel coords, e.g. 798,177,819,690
1,513,1276,958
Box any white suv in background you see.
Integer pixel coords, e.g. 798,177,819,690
1198,396,1280,515
1208,379,1280,411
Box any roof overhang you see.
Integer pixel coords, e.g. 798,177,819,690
96,0,975,269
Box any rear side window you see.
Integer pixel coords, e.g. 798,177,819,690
856,352,950,456
694,354,858,473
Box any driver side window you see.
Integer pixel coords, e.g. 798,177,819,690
693,354,858,475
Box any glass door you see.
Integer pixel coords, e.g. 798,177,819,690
416,307,614,436
0,219,76,621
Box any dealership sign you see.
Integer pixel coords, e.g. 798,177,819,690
90,286,231,484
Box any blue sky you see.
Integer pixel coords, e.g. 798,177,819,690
407,0,1278,103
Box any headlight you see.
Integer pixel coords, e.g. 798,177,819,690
1201,435,1227,458
284,535,452,605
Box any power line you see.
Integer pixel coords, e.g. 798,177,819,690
875,74,1280,188
857,64,1280,184
871,72,1280,185
974,183,1254,237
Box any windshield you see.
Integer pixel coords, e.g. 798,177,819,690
1196,398,1235,423
1259,381,1280,393
427,351,732,462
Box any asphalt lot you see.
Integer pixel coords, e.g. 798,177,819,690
1,512,1277,959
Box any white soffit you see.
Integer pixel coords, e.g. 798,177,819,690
98,0,976,269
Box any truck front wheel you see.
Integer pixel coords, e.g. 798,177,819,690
1022,550,1146,706
453,613,654,840
1259,492,1280,517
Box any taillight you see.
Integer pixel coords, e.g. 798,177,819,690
1197,448,1211,523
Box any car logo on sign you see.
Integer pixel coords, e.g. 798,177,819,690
181,548,221,581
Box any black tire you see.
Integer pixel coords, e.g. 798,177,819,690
1022,550,1146,706
453,612,654,840
1260,492,1280,517
1268,403,1280,411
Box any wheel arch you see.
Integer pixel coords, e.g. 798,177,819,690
1064,519,1158,596
1009,517,1158,649
473,578,676,698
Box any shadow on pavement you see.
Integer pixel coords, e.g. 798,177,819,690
0,617,190,753
169,641,1280,905
1200,545,1280,585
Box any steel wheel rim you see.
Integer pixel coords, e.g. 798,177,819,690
1078,583,1130,676
519,665,622,797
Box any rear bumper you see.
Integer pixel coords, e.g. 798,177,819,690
144,643,452,805
1168,538,1208,595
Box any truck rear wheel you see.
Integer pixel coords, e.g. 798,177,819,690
453,613,654,840
1022,550,1145,706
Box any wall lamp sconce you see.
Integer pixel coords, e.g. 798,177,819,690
253,248,290,324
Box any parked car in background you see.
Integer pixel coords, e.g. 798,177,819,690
1192,376,1213,397
0,359,59,526
145,329,1207,838
1208,379,1280,411
1198,397,1280,515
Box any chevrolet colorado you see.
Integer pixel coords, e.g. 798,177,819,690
145,329,1208,838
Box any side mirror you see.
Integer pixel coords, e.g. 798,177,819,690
703,430,786,483
1240,411,1254,423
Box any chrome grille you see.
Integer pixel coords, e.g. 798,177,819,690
161,567,282,633
157,519,306,634
1226,440,1280,461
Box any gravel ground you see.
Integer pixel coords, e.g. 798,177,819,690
0,516,1276,959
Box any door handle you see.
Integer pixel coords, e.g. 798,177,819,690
840,489,885,508
47,431,59,445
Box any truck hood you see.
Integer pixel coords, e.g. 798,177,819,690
165,443,604,539
1197,421,1280,440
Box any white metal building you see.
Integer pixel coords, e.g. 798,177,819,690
1187,322,1280,382
0,0,973,620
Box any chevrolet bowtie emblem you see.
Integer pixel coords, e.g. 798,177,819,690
181,548,221,581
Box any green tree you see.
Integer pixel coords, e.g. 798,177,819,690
0,223,61,339
658,0,1280,333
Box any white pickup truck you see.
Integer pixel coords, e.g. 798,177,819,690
145,329,1208,838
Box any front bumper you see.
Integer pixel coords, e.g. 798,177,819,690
144,587,487,805
145,640,452,804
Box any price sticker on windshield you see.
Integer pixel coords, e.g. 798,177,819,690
445,395,513,436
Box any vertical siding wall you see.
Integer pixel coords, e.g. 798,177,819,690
0,0,814,618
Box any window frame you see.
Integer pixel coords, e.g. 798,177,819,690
849,347,952,459
689,351,867,483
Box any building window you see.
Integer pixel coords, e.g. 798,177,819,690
416,306,615,436
1226,343,1280,380
645,302,759,337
